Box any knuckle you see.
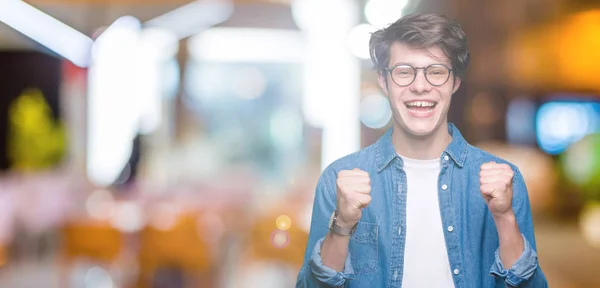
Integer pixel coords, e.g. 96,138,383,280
336,183,348,194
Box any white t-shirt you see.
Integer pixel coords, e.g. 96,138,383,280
400,155,455,288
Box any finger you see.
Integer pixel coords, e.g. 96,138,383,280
350,169,369,176
354,184,372,195
356,194,372,208
480,161,497,170
480,175,511,185
481,162,511,171
338,170,359,177
339,176,371,186
480,183,499,198
479,169,513,177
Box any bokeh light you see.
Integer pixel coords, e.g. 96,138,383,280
561,134,600,193
536,102,600,154
580,202,600,248
109,201,144,233
84,266,114,288
85,189,115,220
360,94,392,129
348,24,377,59
365,0,409,29
271,230,290,248
149,202,179,231
276,215,292,231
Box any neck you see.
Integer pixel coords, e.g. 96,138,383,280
392,121,452,160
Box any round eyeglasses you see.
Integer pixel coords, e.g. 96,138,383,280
385,64,454,87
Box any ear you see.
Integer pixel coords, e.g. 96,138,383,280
452,76,462,94
378,72,389,96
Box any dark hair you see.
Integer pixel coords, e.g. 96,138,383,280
369,13,470,78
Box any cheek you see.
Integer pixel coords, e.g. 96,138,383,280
437,87,454,102
387,86,407,102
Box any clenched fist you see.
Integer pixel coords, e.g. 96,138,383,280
480,161,515,218
336,168,372,229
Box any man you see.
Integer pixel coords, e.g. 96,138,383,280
296,13,547,287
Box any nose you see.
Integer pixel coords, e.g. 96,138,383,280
409,70,432,94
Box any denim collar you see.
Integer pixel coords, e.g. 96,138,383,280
375,122,468,172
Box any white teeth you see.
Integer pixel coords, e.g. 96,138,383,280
406,101,435,107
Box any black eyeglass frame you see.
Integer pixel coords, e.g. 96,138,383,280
384,64,455,87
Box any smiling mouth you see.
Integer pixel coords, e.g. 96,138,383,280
404,100,437,112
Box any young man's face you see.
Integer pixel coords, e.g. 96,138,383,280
378,42,461,137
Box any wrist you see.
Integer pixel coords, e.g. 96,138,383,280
492,210,516,224
328,229,351,239
493,211,520,236
335,218,356,230
329,210,357,236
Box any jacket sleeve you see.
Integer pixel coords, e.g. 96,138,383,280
296,169,355,287
490,168,548,287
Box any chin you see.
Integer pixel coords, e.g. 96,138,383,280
396,115,444,137
406,123,438,136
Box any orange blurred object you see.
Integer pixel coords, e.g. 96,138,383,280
60,220,123,263
0,245,6,267
137,212,214,287
59,220,124,287
507,9,600,93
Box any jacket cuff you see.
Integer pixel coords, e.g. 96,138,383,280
309,236,355,287
490,234,539,287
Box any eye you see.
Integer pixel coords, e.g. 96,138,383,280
393,67,414,77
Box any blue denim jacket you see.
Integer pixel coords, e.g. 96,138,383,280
296,123,547,287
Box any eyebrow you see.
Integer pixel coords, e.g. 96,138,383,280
389,62,449,68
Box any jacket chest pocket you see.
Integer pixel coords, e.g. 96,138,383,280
349,221,378,274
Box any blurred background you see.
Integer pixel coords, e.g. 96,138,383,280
0,0,599,287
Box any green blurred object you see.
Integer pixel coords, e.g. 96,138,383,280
561,133,600,200
7,88,66,171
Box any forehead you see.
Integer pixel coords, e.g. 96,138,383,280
388,42,450,67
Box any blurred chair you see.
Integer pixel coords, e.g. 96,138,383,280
61,220,123,262
136,212,214,288
59,220,124,287
232,206,309,288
